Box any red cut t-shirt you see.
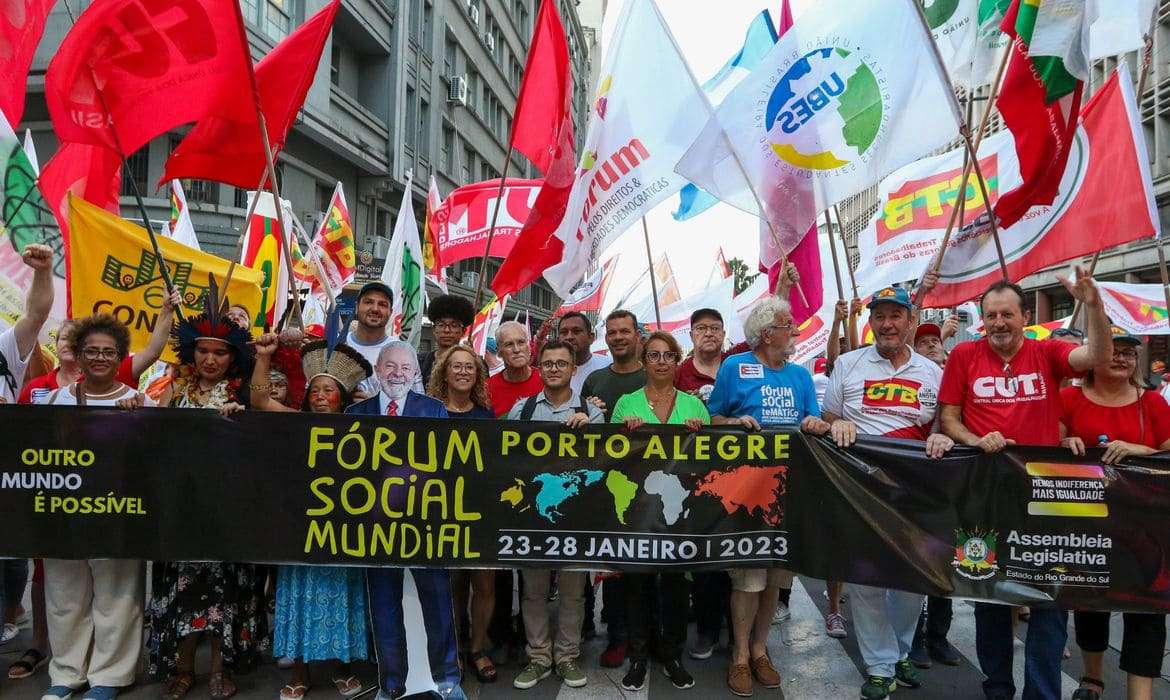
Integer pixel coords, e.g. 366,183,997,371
1060,386,1170,449
938,338,1077,446
19,356,139,405
486,368,544,418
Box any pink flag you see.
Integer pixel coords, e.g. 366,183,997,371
765,224,823,325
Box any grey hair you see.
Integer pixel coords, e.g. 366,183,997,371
495,320,530,343
376,340,418,367
743,296,793,348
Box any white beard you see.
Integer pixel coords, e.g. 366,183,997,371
381,380,410,401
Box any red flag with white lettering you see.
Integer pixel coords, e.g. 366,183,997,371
45,0,255,155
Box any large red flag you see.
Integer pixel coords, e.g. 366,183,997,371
508,0,571,175
162,0,340,188
45,0,255,155
0,0,55,125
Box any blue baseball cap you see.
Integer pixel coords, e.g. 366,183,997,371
485,337,498,353
867,286,913,311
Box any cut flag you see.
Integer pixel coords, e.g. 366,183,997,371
429,178,541,268
163,0,340,188
764,222,823,326
160,181,201,251
672,7,778,222
993,0,1085,229
38,141,121,254
508,0,572,174
381,177,425,346
972,0,1013,87
494,0,710,298
423,176,447,292
46,0,255,155
853,65,1156,307
1089,0,1156,60
0,0,55,126
920,0,979,87
676,0,961,259
469,295,508,355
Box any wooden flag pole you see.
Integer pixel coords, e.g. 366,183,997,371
832,204,858,299
823,210,844,301
256,112,304,331
961,130,1009,279
218,172,269,302
473,148,515,309
641,217,662,328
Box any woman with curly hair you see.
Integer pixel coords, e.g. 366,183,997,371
249,331,372,699
135,300,262,700
427,345,497,682
39,313,154,700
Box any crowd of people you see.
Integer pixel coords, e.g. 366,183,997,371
0,241,1166,700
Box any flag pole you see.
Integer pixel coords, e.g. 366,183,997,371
289,212,338,306
641,217,662,328
473,148,514,308
831,204,859,299
257,112,304,331
823,210,844,301
219,172,269,302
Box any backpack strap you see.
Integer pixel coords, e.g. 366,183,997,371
519,395,539,421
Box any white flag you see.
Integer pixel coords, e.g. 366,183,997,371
539,0,711,297
971,0,1011,87
1088,0,1156,60
676,0,962,257
919,0,979,86
381,174,425,346
160,180,202,251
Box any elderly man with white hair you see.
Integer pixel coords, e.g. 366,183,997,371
707,296,829,698
346,341,464,700
486,320,543,417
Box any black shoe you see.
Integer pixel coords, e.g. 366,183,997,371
662,658,695,690
909,631,931,669
926,639,962,666
1071,690,1100,700
621,660,648,691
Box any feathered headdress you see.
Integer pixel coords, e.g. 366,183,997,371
300,306,372,394
171,274,255,367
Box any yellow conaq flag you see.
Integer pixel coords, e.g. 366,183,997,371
67,194,264,358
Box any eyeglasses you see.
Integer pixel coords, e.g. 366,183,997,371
81,347,119,360
539,360,571,371
645,351,679,363
435,321,465,331
449,363,478,373
692,324,724,334
1112,348,1138,361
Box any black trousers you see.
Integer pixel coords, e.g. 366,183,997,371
925,595,953,641
625,572,688,662
1075,610,1166,678
692,571,731,641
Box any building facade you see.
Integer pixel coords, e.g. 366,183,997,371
22,0,594,342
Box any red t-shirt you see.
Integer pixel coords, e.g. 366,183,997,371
938,338,1077,446
675,357,717,393
486,368,544,418
19,356,139,405
1060,385,1170,449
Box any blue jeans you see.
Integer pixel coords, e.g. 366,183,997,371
1,558,29,618
366,568,460,695
975,603,1067,699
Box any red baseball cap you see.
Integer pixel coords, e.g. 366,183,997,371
914,322,942,343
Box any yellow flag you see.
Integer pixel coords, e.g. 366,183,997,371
66,195,264,357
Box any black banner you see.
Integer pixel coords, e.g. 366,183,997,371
4,406,1170,613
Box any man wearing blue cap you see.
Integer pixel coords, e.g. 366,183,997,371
820,285,954,700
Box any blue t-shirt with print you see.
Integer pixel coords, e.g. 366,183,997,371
708,351,820,426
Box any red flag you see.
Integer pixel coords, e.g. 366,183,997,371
45,0,255,155
162,0,340,188
509,0,572,175
429,178,543,265
766,226,823,326
993,0,1083,229
0,0,55,125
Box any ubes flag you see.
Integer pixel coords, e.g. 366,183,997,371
0,0,55,126
676,0,961,258
162,0,340,188
498,0,710,298
46,0,255,155
1098,282,1169,335
66,195,263,355
853,66,1156,307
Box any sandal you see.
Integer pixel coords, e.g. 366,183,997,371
278,685,309,700
467,650,497,683
330,676,362,698
1071,676,1105,700
8,648,47,679
208,671,237,700
162,672,195,700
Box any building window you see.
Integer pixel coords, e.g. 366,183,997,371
462,146,474,183
405,85,417,150
375,208,391,239
121,145,149,197
234,188,248,209
187,179,219,206
409,0,421,42
444,34,457,77
330,44,341,86
467,71,479,112
422,1,433,51
264,0,292,40
419,98,431,156
442,126,455,173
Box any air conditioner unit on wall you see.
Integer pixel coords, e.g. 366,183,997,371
447,75,468,105
469,4,480,26
484,33,495,53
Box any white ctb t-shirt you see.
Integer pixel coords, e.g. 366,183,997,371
821,345,943,440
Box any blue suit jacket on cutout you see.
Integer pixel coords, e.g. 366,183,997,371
345,390,449,419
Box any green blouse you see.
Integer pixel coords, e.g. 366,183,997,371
610,388,711,425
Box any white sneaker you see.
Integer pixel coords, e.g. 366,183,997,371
825,613,847,639
771,602,791,625
1,622,18,644
276,656,295,669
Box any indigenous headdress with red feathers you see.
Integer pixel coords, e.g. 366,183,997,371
171,275,254,368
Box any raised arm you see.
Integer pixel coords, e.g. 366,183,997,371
132,288,180,377
248,332,295,412
1063,266,1111,372
13,244,54,359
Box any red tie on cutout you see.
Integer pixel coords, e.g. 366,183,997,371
386,401,398,416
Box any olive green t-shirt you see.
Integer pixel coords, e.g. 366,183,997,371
610,388,711,425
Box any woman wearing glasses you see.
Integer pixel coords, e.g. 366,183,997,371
610,331,709,693
39,314,155,700
1060,327,1170,700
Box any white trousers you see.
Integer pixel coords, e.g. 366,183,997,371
849,584,923,678
44,559,144,688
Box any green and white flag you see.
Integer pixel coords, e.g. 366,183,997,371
919,0,979,86
1026,0,1091,83
381,172,425,346
972,0,1012,86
